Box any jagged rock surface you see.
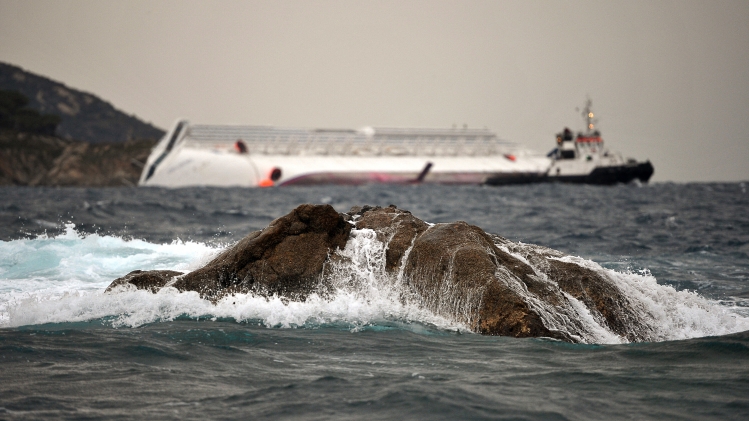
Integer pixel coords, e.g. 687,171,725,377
108,204,652,342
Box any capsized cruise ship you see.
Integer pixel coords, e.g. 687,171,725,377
139,102,653,188
139,123,552,188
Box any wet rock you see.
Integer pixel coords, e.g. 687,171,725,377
106,270,184,293
346,205,650,341
400,221,559,338
107,203,652,342
350,205,429,271
109,204,351,301
545,259,649,341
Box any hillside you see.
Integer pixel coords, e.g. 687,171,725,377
0,62,164,144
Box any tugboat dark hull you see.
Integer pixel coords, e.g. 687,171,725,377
483,161,654,186
483,172,550,186
551,161,654,185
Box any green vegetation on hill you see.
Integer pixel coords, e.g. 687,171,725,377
0,62,164,143
0,90,61,136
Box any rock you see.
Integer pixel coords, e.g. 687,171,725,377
112,204,351,301
401,221,558,338
350,206,567,340
107,203,653,342
106,270,184,293
351,204,429,271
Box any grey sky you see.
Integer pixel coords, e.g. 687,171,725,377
1,0,747,182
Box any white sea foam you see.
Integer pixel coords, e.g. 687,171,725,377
0,224,221,325
1,225,748,343
0,226,460,331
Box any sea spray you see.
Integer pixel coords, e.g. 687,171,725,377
0,225,222,325
2,224,748,344
497,241,749,342
1,226,462,331
495,241,633,343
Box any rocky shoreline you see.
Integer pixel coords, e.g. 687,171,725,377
0,129,155,186
107,204,657,343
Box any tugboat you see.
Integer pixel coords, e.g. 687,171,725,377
547,99,654,184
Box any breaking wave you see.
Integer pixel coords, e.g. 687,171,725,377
1,225,748,343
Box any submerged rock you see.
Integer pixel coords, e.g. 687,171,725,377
106,270,183,293
107,203,655,343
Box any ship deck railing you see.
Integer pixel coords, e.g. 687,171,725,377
178,124,528,157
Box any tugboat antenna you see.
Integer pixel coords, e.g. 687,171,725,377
581,97,597,134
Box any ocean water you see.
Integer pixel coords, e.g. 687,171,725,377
1,183,748,420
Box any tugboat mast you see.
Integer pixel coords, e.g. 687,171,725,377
581,97,598,135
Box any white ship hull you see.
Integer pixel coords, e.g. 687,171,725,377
140,121,552,188
143,152,553,188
